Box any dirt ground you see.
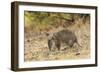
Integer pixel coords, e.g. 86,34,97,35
24,19,90,62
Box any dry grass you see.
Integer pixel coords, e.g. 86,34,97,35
24,18,90,62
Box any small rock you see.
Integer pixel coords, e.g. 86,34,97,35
75,53,80,56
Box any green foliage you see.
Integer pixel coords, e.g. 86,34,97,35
24,11,89,32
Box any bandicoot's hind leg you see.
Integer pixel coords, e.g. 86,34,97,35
68,40,74,47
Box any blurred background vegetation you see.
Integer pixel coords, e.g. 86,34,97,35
24,11,90,32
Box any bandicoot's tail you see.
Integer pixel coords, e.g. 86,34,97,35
76,41,82,48
75,39,82,48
